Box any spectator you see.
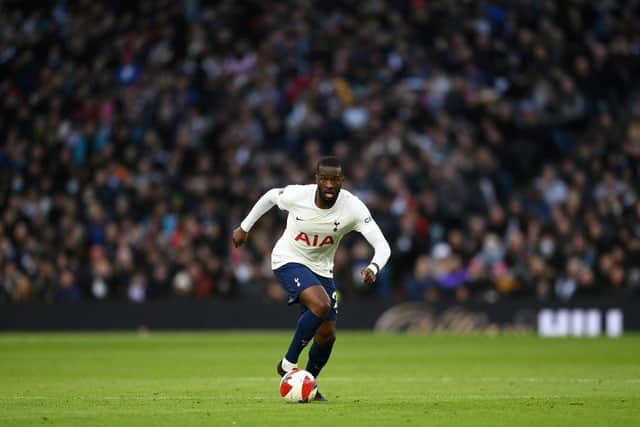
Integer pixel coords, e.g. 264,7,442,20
1,1,639,305
405,254,438,302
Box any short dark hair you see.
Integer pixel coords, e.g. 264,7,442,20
316,156,343,172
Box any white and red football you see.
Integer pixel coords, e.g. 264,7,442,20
279,368,318,403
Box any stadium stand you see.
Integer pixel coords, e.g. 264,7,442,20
1,0,639,305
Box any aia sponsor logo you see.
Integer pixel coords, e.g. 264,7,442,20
294,232,334,247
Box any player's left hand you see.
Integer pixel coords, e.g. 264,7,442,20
361,267,377,285
232,226,248,248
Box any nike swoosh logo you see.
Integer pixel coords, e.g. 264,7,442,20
295,216,305,221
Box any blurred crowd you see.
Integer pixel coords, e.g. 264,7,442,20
1,0,639,305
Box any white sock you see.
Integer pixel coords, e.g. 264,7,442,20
281,357,297,372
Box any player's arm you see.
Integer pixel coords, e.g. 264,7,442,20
360,224,391,284
232,188,285,247
352,200,391,284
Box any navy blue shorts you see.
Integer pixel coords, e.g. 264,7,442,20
273,263,338,320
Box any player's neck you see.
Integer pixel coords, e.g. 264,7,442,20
314,190,337,209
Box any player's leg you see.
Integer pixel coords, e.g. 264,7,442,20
305,277,338,379
298,285,332,318
305,319,336,378
280,285,332,371
304,279,337,401
273,263,333,374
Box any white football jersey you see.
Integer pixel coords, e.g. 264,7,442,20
241,184,385,278
272,184,379,277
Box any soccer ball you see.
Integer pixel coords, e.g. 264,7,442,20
279,368,318,403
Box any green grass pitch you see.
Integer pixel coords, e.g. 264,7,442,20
1,332,639,426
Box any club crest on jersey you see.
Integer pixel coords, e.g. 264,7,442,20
294,232,334,247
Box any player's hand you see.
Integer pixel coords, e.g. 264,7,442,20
232,227,248,248
361,267,377,285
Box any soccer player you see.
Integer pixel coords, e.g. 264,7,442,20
232,156,391,401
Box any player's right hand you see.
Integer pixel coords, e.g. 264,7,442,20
232,226,248,248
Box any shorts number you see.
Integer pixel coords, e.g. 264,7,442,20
331,291,338,313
